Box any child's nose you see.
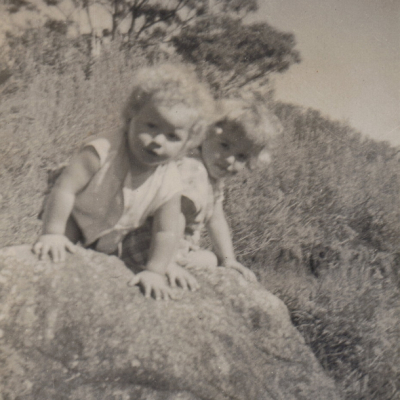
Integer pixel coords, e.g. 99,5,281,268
225,156,238,173
152,133,166,146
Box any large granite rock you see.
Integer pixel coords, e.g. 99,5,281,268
0,245,341,400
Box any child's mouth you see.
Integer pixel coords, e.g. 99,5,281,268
212,164,228,177
145,148,159,158
215,163,227,173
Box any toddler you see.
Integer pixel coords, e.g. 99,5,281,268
33,63,215,300
124,96,282,288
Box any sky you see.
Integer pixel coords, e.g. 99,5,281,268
250,0,400,146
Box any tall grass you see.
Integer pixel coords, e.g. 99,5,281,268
0,42,150,246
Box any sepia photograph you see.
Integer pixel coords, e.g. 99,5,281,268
0,0,399,399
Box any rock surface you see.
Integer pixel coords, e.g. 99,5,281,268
0,245,341,400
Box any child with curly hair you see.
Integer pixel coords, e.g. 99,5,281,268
33,63,215,300
124,95,282,288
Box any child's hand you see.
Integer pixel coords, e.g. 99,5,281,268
166,263,199,291
33,234,76,262
223,259,257,282
128,270,174,300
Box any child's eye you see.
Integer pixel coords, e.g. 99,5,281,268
166,132,180,141
220,142,229,150
147,122,157,129
236,153,248,162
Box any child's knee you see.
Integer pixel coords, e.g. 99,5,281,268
187,250,218,269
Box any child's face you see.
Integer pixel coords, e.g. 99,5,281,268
128,100,196,168
201,121,255,180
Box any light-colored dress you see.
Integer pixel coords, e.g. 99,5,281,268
76,136,182,254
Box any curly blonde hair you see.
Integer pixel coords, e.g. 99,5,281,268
215,94,283,152
122,63,216,149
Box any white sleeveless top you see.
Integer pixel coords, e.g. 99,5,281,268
82,137,182,253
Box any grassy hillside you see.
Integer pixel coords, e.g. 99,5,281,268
224,104,400,400
1,33,399,400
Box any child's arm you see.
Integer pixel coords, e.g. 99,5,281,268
33,147,100,262
128,193,182,300
206,201,257,282
165,212,199,291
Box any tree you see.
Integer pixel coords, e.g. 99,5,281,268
172,14,300,93
2,0,300,93
3,0,256,41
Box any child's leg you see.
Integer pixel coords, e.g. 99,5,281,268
185,249,218,269
121,220,152,273
178,212,218,269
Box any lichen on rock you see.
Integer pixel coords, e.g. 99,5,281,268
0,245,341,399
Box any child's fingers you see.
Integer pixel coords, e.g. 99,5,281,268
144,283,152,298
51,247,59,263
167,273,177,288
54,247,65,263
40,244,50,260
165,287,175,301
65,241,76,254
188,276,200,291
58,248,67,263
161,289,170,301
169,289,183,301
152,287,159,300
54,247,66,263
153,287,166,301
128,275,140,287
247,270,257,282
176,276,188,291
32,242,42,256
239,267,257,282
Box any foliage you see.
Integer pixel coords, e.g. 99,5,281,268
4,25,91,82
4,0,257,41
2,22,159,88
172,15,300,93
2,0,300,95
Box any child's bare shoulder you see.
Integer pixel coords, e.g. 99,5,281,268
74,146,101,175
57,143,102,190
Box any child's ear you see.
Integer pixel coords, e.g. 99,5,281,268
258,149,272,165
